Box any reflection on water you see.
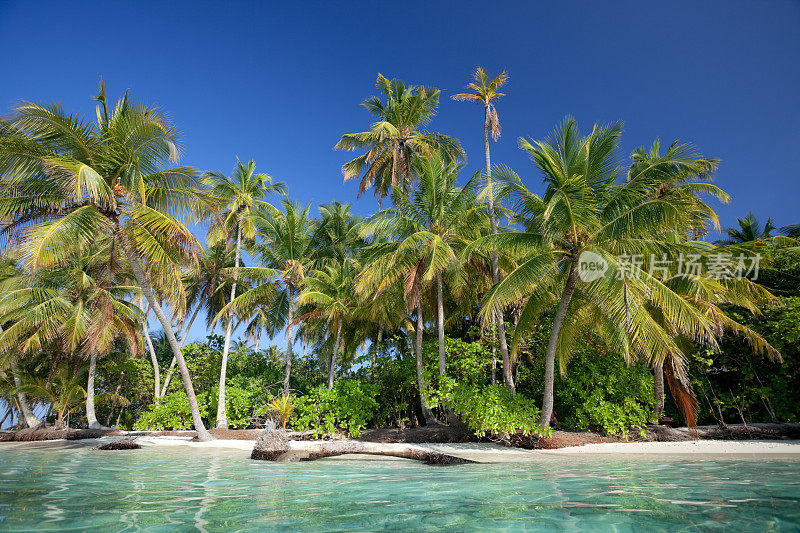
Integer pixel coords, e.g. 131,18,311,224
0,444,798,531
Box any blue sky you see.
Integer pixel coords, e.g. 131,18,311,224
1,1,799,345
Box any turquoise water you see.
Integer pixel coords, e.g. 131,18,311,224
1,444,799,531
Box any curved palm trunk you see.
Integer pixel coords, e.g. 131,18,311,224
327,320,342,389
283,287,295,396
86,351,109,430
9,359,40,428
160,284,211,397
216,223,241,429
435,273,446,376
142,305,161,403
538,258,580,430
115,222,213,441
653,360,665,421
415,302,438,425
484,104,514,393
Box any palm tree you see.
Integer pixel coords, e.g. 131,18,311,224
158,243,236,397
359,152,483,422
627,138,727,418
0,82,213,440
17,362,87,429
782,224,800,239
0,259,41,428
296,259,361,388
220,200,315,396
716,212,777,245
452,67,515,391
312,201,364,266
335,74,465,199
203,159,285,429
469,117,740,430
0,248,143,429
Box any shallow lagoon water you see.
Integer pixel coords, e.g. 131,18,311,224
0,443,798,531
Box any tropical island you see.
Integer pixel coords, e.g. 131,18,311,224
1,2,800,527
1,70,797,453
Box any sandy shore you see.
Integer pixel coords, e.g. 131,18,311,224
4,435,799,462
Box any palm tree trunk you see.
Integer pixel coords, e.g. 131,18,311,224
283,287,295,396
435,272,446,376
160,286,210,397
373,326,382,371
484,104,514,393
415,301,438,425
653,360,665,421
115,221,213,441
106,373,124,427
86,351,108,430
328,320,342,389
142,305,161,403
9,359,40,428
538,258,580,430
216,223,241,429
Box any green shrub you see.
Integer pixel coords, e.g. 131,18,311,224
133,392,209,430
555,349,655,436
448,384,547,438
204,381,269,429
291,380,379,437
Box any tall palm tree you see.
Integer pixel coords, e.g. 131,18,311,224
220,200,315,396
335,74,465,199
203,159,284,429
452,67,515,391
627,139,726,418
158,243,236,397
359,152,483,422
296,259,360,388
469,117,740,430
312,201,364,266
0,82,213,439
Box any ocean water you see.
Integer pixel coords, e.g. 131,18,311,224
0,443,798,531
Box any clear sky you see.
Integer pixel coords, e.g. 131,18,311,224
1,0,799,345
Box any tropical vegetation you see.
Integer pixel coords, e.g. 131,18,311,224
0,73,797,442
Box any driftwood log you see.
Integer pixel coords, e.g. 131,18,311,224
97,438,141,450
250,427,473,464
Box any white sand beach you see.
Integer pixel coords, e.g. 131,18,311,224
6,435,798,463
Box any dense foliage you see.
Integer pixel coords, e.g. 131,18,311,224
1,74,797,443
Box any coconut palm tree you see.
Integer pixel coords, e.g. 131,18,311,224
0,82,213,439
219,200,315,396
469,117,741,430
716,212,777,245
627,139,726,418
203,159,285,429
0,259,41,428
17,362,87,429
335,74,465,199
296,259,361,388
158,243,236,397
782,224,800,239
312,201,365,267
359,152,483,423
452,67,515,391
0,248,143,429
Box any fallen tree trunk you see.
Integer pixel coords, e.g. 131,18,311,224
252,435,474,464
